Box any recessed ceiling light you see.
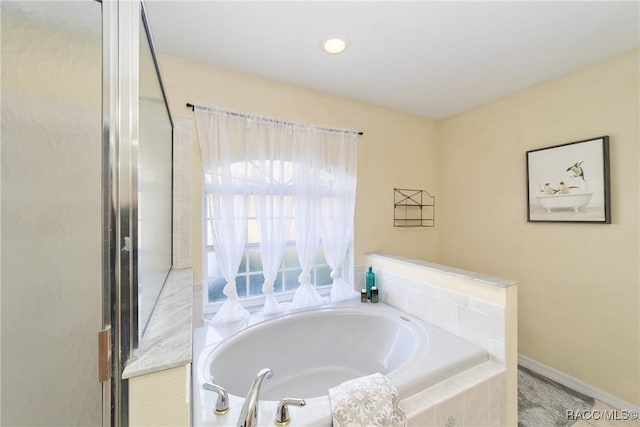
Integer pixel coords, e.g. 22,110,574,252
322,36,348,54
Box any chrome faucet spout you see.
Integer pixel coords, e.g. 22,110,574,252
237,368,273,427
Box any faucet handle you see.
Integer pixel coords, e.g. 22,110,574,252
274,398,306,426
203,377,230,415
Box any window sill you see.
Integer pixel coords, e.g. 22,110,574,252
202,285,332,319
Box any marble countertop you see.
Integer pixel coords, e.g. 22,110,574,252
122,268,193,379
366,252,517,288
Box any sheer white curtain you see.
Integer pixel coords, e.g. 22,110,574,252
195,105,360,320
195,110,251,323
319,132,359,302
254,123,293,314
291,128,325,309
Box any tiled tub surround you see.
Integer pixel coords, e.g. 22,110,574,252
403,362,507,426
364,252,518,426
192,301,492,426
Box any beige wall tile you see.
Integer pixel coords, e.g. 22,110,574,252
464,381,490,426
488,373,507,426
436,392,465,427
409,406,436,427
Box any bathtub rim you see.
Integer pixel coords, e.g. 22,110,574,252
198,303,425,401
193,300,488,402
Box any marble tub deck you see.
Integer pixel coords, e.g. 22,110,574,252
122,268,193,379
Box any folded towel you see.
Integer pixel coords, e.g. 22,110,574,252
328,373,407,427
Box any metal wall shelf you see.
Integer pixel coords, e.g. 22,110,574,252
394,188,435,227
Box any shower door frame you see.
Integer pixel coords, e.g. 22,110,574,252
102,1,140,425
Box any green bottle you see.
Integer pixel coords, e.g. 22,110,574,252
366,266,375,300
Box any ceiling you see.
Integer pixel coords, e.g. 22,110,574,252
145,1,639,120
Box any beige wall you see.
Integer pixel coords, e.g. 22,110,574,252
438,49,639,405
1,3,102,425
158,55,440,284
129,366,190,426
160,48,638,405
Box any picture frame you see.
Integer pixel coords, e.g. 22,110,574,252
526,136,610,223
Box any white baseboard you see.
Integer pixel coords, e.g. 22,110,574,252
518,353,639,413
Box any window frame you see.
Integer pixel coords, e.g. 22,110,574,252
202,198,339,317
201,160,354,316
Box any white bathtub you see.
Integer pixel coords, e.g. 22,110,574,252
192,302,487,426
536,192,593,213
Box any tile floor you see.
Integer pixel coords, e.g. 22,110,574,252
571,401,639,427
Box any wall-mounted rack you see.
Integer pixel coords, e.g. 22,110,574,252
394,188,435,227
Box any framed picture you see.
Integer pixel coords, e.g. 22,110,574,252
526,136,610,223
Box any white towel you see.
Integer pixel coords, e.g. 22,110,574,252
328,373,407,427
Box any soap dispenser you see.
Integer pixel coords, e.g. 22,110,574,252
366,266,375,300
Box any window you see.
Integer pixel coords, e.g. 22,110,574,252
203,161,339,309
205,244,332,304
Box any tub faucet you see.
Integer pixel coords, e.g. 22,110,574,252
237,368,273,427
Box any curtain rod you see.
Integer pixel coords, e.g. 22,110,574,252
186,102,364,136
